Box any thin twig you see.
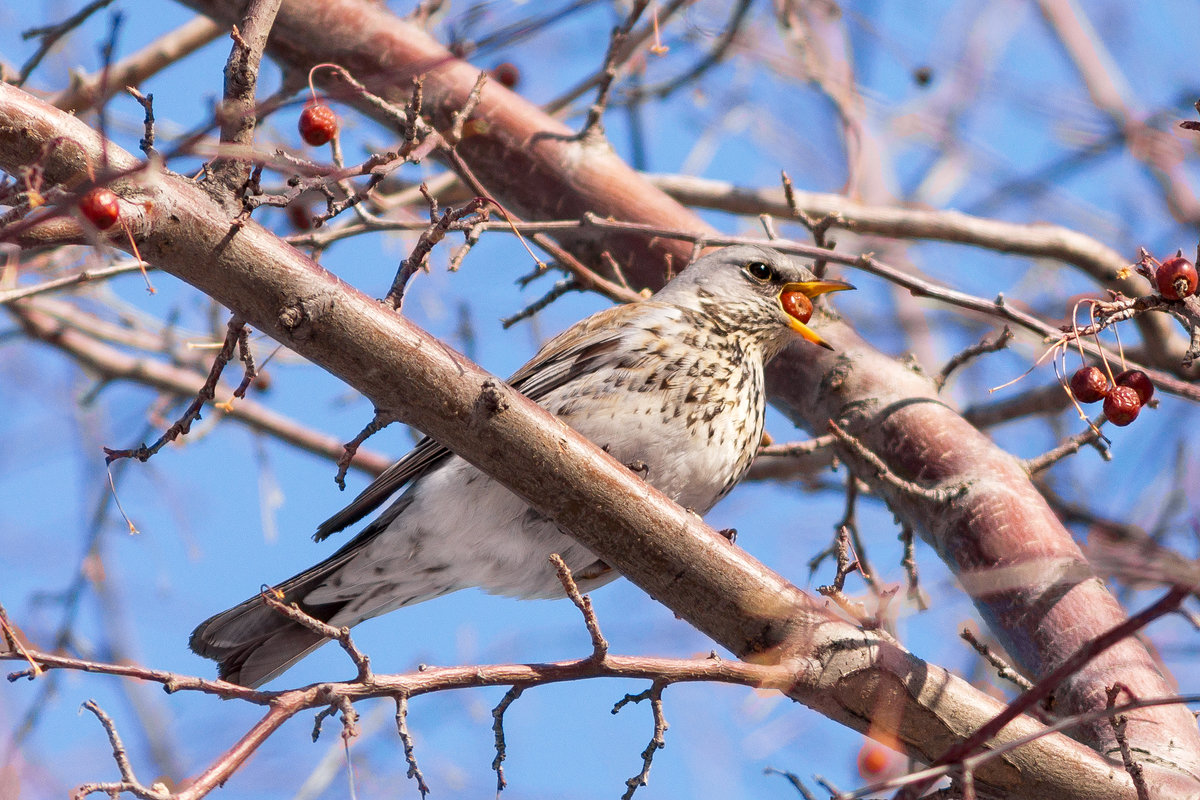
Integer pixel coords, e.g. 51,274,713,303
763,767,819,800
447,72,488,145
756,434,836,459
74,699,170,800
898,525,928,611
550,554,608,658
1105,685,1151,800
384,193,489,308
960,628,1033,691
0,261,153,305
102,315,249,464
501,278,579,328
394,695,430,798
334,411,396,490
901,585,1190,798
1024,419,1110,475
124,87,158,157
936,326,1014,390
18,0,117,86
827,420,971,504
579,0,651,138
259,592,372,683
613,680,668,800
491,684,526,793
623,0,754,103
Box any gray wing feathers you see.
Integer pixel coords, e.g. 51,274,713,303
192,303,653,686
313,436,449,541
311,305,645,542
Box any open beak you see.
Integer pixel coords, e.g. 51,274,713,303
780,278,855,350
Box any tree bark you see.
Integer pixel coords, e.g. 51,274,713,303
0,80,1156,799
170,0,1200,784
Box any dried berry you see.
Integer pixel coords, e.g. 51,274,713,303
780,290,814,323
1103,385,1141,426
1114,368,1154,405
298,103,338,146
79,187,120,230
1069,366,1109,404
490,62,520,89
1155,256,1198,300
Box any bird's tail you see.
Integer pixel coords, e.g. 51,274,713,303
189,551,357,689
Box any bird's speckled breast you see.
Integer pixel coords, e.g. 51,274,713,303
546,306,766,514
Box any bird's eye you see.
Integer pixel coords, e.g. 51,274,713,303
745,261,773,282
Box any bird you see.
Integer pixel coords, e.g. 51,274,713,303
189,244,853,687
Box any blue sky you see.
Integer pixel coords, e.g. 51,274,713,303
3,1,1200,798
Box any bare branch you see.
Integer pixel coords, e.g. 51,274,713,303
394,696,430,798
490,684,525,793
550,554,608,658
102,315,250,464
960,628,1033,692
614,680,668,800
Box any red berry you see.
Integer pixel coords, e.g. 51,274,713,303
1155,256,1198,300
1103,385,1141,426
298,103,338,146
857,741,894,779
1114,369,1154,405
1069,366,1109,404
780,290,814,323
490,62,520,89
79,187,120,230
286,199,313,231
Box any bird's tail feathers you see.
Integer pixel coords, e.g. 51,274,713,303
189,551,355,688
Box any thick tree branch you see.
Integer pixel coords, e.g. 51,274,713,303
50,16,223,114
9,301,392,476
167,0,1200,784
0,82,1143,800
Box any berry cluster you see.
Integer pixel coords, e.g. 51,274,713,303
1068,365,1153,426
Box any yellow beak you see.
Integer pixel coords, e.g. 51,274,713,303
780,278,855,350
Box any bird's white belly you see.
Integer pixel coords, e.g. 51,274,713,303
336,457,608,601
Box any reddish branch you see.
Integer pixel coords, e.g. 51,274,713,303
10,302,392,476
101,315,254,464
160,2,1200,780
50,17,223,114
0,82,1145,799
903,586,1190,798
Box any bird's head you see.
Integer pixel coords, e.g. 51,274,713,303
656,245,854,352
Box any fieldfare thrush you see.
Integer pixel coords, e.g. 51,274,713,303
190,244,853,687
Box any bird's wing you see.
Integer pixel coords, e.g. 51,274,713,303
314,301,652,541
506,303,646,399
313,435,449,540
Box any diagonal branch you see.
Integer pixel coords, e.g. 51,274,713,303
163,5,1200,777
0,80,1144,800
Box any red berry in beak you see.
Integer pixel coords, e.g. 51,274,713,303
781,290,814,324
